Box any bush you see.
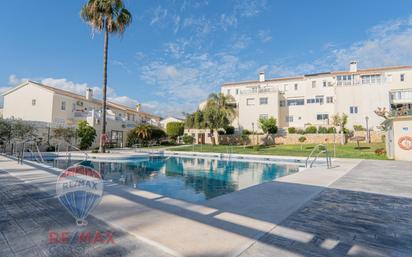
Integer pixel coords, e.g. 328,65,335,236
242,129,251,135
224,126,235,135
353,125,365,131
240,134,250,145
288,127,296,134
318,127,328,134
127,125,167,146
305,126,317,134
327,127,336,133
77,120,96,150
182,134,194,144
166,122,184,140
258,117,278,134
375,148,386,155
91,149,99,153
298,136,307,143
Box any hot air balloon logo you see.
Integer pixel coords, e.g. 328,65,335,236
56,164,104,226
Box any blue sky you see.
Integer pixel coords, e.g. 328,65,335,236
1,0,412,117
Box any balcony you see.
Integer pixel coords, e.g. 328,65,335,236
390,90,412,104
391,109,412,117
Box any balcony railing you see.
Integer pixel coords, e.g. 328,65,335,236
391,109,412,117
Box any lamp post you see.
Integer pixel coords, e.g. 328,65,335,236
365,116,370,143
252,122,255,145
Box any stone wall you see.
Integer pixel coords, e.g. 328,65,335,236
353,131,385,143
219,133,347,145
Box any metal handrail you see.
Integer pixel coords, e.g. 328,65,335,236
16,140,45,164
67,144,89,161
305,144,332,169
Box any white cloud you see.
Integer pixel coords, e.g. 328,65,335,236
220,14,238,31
150,6,168,26
234,0,267,17
233,34,251,49
257,30,272,43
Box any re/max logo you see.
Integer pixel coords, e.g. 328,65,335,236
48,230,115,244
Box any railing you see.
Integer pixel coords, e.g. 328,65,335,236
391,109,412,117
305,144,332,169
239,87,277,95
66,144,89,162
17,140,44,164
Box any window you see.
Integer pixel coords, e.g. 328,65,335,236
31,99,36,106
361,74,381,84
401,74,405,82
236,89,239,95
337,75,352,86
283,84,288,91
279,100,286,107
326,96,334,103
287,99,304,106
323,81,327,87
259,114,268,119
227,89,231,95
61,101,66,110
259,97,268,105
285,116,294,122
350,106,358,114
312,81,316,88
246,98,255,106
317,114,329,120
307,96,324,104
294,84,298,90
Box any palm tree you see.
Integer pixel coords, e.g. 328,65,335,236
204,93,237,145
135,125,150,142
81,0,132,153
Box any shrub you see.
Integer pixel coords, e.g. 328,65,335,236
305,126,317,134
288,127,296,134
298,136,307,143
127,125,167,146
375,148,386,155
318,127,328,133
240,134,250,145
353,125,365,131
91,149,99,153
46,145,56,152
166,122,184,140
242,129,251,135
258,117,278,134
224,126,235,135
77,120,96,150
327,127,336,133
182,134,194,144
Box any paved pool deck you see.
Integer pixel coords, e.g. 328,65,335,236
0,155,411,256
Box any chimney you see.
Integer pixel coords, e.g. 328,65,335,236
135,104,141,112
259,72,265,82
349,61,358,72
85,88,93,100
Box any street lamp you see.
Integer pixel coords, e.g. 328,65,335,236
365,116,370,143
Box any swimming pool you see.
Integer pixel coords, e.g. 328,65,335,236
44,155,300,202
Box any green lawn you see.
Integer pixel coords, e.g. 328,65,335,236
171,142,388,160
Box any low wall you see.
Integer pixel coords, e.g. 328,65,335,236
353,131,385,143
220,133,347,145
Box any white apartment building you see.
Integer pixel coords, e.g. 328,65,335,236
221,62,412,133
1,81,161,147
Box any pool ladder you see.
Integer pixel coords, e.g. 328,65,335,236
17,140,45,164
305,144,332,169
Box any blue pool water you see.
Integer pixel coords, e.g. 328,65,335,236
45,156,300,202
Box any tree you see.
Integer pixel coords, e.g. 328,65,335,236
11,120,36,141
77,121,97,150
166,122,184,140
203,93,236,145
331,113,349,157
53,127,76,144
127,124,166,146
298,136,307,150
258,117,278,145
0,118,12,145
81,0,132,153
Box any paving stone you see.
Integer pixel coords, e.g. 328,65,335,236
240,160,412,257
0,170,169,257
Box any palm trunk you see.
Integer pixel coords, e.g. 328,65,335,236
99,26,109,153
